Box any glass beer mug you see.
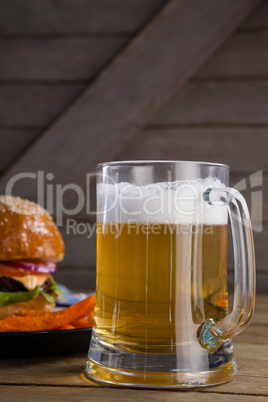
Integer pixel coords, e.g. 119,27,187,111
86,161,255,388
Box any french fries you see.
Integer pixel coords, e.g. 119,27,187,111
0,295,95,332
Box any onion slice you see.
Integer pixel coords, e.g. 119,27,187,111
4,260,58,273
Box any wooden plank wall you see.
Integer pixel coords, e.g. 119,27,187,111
0,0,255,198
119,2,268,293
0,0,166,173
0,0,167,291
55,1,268,292
0,0,266,293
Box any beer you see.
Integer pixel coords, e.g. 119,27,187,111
94,222,228,353
93,178,229,354
86,163,253,387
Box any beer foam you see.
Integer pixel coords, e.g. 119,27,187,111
97,178,228,225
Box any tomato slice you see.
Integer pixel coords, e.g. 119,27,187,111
0,263,47,277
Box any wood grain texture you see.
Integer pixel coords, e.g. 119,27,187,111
0,387,267,402
152,81,268,125
0,84,83,126
120,128,268,173
0,296,267,399
0,128,38,171
234,323,268,345
0,0,261,196
0,343,267,394
196,32,268,77
1,387,268,402
0,38,128,81
0,0,166,35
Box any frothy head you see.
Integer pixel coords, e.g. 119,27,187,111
97,178,228,225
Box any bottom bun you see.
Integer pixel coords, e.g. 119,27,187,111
0,295,55,320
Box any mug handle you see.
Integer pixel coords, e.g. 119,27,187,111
199,187,255,352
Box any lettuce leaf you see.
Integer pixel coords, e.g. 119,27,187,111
0,286,41,307
40,291,55,304
49,280,64,296
0,279,64,307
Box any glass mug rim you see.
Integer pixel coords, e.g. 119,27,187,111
97,160,229,169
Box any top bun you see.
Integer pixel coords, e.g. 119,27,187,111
0,196,64,262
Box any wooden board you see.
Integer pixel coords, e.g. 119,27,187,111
0,337,267,390
0,84,83,126
0,38,128,81
229,227,266,272
0,387,267,401
0,128,38,172
0,0,166,35
234,324,268,345
1,387,267,402
0,0,260,197
228,272,268,295
242,0,268,29
151,81,268,126
53,266,96,293
0,296,267,400
58,222,96,267
120,128,268,173
196,32,268,77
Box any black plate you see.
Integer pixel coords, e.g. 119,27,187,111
0,327,92,358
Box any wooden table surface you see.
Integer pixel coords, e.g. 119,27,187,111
0,295,267,402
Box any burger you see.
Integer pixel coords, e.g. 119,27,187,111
0,196,64,319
